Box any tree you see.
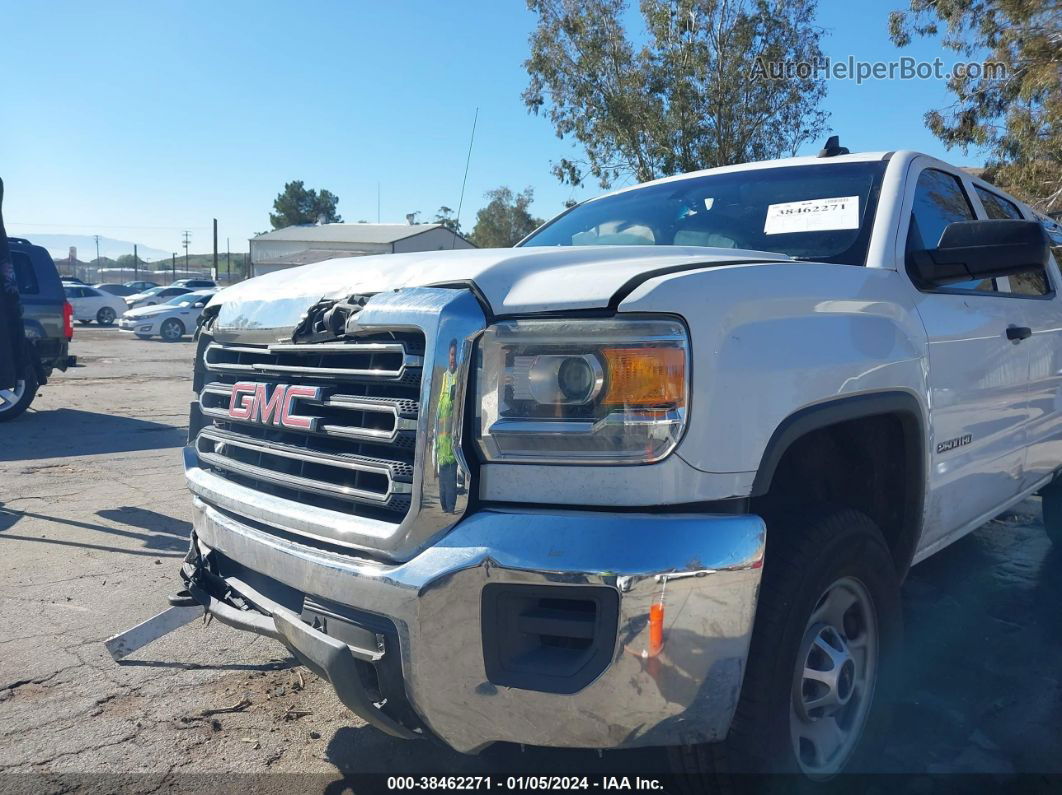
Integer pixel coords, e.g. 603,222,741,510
890,0,1061,213
434,206,461,233
523,0,828,188
269,180,343,229
470,187,545,247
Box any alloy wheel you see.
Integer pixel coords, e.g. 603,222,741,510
160,320,183,341
0,379,26,414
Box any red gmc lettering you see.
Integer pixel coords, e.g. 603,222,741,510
253,383,285,425
227,382,320,429
280,385,320,429
228,382,258,420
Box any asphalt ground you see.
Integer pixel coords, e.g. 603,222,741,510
0,325,1059,792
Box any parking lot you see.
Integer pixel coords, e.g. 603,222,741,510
1,326,1060,785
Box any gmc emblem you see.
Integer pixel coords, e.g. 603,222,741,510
228,382,321,430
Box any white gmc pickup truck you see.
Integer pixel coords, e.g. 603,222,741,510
180,146,1062,778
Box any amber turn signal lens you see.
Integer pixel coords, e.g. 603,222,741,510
601,347,685,407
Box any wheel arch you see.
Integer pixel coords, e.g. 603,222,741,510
750,391,926,577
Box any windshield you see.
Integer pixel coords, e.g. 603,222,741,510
165,291,213,307
521,161,888,265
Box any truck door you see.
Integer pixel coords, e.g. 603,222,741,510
970,187,1062,490
903,163,1032,549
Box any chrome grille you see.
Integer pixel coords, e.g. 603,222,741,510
195,333,424,524
186,287,486,561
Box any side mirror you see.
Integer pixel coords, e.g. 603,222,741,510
194,302,206,308
910,219,1049,287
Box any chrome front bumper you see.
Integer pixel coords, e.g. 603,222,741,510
188,495,765,752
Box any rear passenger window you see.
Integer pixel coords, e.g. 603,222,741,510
975,186,1024,220
1003,271,1050,296
906,169,995,292
10,252,39,295
969,189,1051,296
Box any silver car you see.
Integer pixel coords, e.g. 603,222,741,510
118,290,215,341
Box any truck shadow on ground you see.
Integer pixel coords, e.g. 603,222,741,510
0,502,190,557
321,726,667,784
884,505,1062,774
0,408,185,462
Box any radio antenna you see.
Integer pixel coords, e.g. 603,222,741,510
452,107,478,248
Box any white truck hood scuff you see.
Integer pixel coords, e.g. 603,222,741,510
210,245,790,340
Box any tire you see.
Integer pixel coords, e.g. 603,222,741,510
670,505,902,782
0,364,40,422
96,306,117,326
1039,479,1062,547
159,318,185,342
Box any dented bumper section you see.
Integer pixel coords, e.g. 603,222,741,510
187,497,765,752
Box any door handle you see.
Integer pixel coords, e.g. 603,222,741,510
1006,326,1032,341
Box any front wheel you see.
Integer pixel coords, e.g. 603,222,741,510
0,364,40,422
159,318,185,342
670,506,901,779
96,306,117,326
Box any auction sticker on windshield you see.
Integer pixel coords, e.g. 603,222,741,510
764,195,859,235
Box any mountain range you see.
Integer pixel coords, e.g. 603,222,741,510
12,234,172,263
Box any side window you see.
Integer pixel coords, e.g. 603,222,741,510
975,186,1024,220
971,189,1051,297
64,286,84,299
1003,271,1050,297
10,252,40,295
906,168,994,292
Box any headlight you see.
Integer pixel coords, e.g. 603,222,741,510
475,317,688,464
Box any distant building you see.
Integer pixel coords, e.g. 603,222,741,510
250,223,475,277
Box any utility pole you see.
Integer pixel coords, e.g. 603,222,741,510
94,235,100,266
181,230,191,275
133,244,138,281
226,237,231,283
212,218,218,281
171,253,176,282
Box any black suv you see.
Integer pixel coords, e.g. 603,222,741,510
0,237,74,421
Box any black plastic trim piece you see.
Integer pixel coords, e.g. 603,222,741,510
607,258,783,310
751,391,926,573
424,279,495,323
482,583,619,695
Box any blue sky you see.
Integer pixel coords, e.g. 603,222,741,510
0,0,984,258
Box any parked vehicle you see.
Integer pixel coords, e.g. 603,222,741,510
179,146,1062,778
125,285,193,310
124,280,158,292
0,237,74,421
94,283,138,297
64,285,127,326
169,278,216,289
60,276,86,285
118,290,215,341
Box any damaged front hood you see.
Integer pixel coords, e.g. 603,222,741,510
210,245,789,341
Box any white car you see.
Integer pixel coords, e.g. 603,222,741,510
63,284,128,326
125,285,194,310
118,290,215,341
